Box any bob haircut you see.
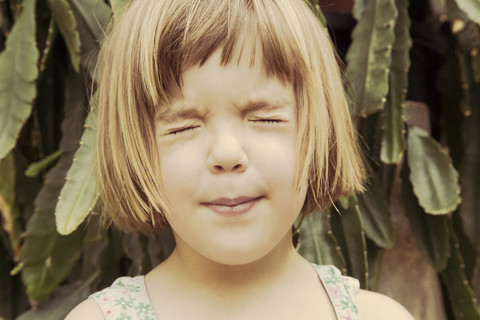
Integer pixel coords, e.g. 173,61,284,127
95,0,366,233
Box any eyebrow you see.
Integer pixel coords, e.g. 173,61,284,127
236,99,293,117
157,99,293,123
157,108,207,124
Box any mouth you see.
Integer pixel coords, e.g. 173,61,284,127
201,196,264,216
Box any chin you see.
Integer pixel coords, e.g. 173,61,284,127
199,236,288,267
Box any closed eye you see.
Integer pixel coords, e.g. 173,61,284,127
167,126,199,135
251,119,286,125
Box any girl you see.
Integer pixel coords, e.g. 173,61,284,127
68,0,413,319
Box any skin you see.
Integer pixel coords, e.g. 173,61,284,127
66,49,414,320
154,48,307,267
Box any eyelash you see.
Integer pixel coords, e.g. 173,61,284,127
166,118,284,135
168,126,199,135
252,119,284,125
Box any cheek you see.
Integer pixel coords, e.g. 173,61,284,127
254,135,306,210
253,135,297,182
158,141,204,197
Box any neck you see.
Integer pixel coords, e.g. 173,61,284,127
158,231,305,295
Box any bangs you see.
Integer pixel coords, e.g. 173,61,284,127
96,0,365,232
123,0,308,112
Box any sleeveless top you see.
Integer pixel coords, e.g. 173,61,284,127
89,264,360,320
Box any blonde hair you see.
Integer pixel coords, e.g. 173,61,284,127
96,0,365,233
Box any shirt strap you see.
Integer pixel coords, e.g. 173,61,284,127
89,275,156,319
313,264,361,320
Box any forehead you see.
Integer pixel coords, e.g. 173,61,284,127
157,45,294,110
157,49,295,119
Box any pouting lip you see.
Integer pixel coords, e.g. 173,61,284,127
201,196,263,207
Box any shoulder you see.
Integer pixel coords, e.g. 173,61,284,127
65,298,104,320
65,276,142,320
356,289,414,320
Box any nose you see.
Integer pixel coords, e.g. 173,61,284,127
207,126,248,174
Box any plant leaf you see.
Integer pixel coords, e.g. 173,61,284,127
0,152,15,238
357,178,394,249
47,0,82,72
380,0,411,163
0,228,28,319
110,0,131,16
338,196,349,210
379,163,397,202
303,0,326,26
0,152,24,256
473,50,480,83
401,162,451,271
70,0,112,78
18,71,88,302
407,126,461,214
39,19,57,73
331,196,369,288
366,241,384,291
471,254,480,312
352,0,365,21
459,81,480,248
346,0,397,117
55,109,97,235
455,0,480,25
440,221,480,319
25,150,62,177
70,0,111,41
17,270,100,320
19,211,85,302
298,210,346,271
0,0,39,159
357,112,382,170
457,51,473,116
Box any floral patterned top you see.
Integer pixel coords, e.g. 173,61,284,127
313,264,361,320
89,264,360,320
90,275,155,320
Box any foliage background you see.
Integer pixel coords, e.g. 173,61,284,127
0,0,479,319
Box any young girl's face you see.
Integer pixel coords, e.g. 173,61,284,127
155,49,308,265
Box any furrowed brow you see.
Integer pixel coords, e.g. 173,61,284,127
157,108,207,124
156,99,293,123
238,99,293,116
